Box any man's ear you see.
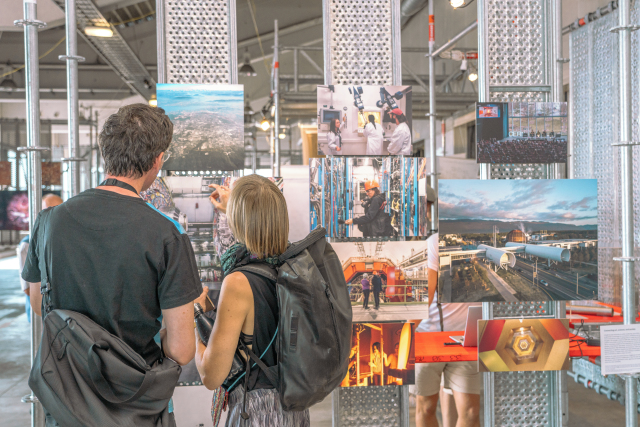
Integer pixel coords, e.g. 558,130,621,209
154,152,164,169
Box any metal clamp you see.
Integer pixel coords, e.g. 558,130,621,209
609,25,640,33
17,146,50,152
21,394,39,404
58,55,86,62
428,172,442,176
424,113,437,117
14,19,47,28
557,58,570,63
61,157,86,162
611,141,640,147
613,257,640,262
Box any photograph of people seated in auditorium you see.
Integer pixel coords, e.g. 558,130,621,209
478,318,571,372
317,85,413,156
438,179,598,302
476,101,568,164
333,240,436,322
342,322,415,387
157,84,245,171
310,156,433,240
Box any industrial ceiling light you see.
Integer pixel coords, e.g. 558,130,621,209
239,48,257,77
244,101,255,116
450,0,475,8
260,117,271,131
148,94,157,107
278,133,286,139
84,26,114,38
468,71,478,82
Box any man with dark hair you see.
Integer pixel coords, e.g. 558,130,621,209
22,104,205,425
371,270,383,309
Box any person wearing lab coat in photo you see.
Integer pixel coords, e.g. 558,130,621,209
363,114,384,155
387,108,412,155
327,117,346,155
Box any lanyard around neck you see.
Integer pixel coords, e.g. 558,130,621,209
99,178,139,195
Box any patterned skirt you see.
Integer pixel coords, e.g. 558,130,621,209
225,387,310,427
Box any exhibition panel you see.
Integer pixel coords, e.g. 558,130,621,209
438,179,598,303
9,0,640,425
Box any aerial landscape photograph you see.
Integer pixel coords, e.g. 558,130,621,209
157,84,245,171
438,179,598,302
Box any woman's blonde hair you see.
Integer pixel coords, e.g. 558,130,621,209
227,174,289,258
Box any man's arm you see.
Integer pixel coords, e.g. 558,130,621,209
161,301,198,366
29,282,42,316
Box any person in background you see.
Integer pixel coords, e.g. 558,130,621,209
327,116,346,155
411,233,481,427
22,104,206,426
387,108,412,155
361,273,371,310
363,114,384,155
17,194,63,322
372,270,383,310
344,181,395,237
368,342,389,386
195,174,310,426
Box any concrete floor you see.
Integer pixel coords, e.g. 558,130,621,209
0,255,636,426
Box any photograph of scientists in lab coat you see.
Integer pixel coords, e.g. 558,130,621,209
317,85,413,156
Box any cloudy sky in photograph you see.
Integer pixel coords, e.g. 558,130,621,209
439,179,597,226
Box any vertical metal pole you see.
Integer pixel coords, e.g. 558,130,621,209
293,48,299,92
59,0,83,197
482,300,494,427
428,1,437,233
88,107,93,188
16,1,45,425
616,2,638,427
322,0,332,86
568,33,574,179
477,1,490,180
228,0,238,85
94,111,100,184
156,0,166,84
273,20,280,177
551,0,563,180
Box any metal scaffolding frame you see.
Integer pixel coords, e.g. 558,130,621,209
14,1,47,425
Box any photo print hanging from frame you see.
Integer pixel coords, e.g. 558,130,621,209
478,318,571,372
343,322,415,387
157,84,245,171
438,179,598,303
310,156,433,240
317,85,413,156
476,102,568,164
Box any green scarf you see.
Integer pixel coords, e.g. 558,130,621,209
220,242,281,277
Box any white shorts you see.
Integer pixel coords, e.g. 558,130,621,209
410,361,481,397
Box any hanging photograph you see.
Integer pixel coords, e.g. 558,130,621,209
438,179,598,302
317,85,413,156
0,191,62,230
342,322,415,387
478,318,571,372
157,84,244,171
476,102,568,164
332,240,437,322
309,156,434,240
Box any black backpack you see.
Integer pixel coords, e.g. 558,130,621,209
231,226,352,411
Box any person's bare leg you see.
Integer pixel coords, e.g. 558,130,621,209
451,390,480,427
440,387,458,427
416,394,439,427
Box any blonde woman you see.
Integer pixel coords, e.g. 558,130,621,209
195,175,309,426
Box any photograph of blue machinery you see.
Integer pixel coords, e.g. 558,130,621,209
309,156,429,240
317,85,412,156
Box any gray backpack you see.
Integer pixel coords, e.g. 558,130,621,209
28,259,181,427
232,226,353,412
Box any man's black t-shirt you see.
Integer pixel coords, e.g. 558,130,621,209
22,188,202,364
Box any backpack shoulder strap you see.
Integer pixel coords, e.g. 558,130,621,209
231,263,278,282
278,226,327,263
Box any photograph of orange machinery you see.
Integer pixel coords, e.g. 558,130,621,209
332,241,433,322
477,318,571,372
343,322,416,387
